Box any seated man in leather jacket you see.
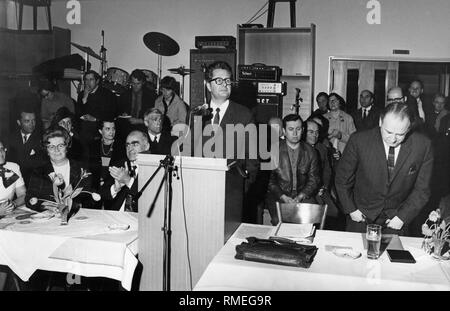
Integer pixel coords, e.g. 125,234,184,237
266,114,321,225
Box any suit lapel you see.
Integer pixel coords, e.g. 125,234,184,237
373,129,389,182
389,137,412,184
219,102,234,128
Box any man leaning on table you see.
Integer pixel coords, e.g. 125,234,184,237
335,100,433,236
100,130,150,211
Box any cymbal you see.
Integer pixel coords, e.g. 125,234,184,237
143,32,179,57
71,42,102,61
168,66,195,76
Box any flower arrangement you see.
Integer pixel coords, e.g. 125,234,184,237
421,209,450,258
29,168,100,225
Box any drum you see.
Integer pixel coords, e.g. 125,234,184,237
103,67,130,94
140,69,158,90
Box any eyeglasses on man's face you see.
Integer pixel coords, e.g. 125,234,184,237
209,77,233,86
47,144,67,152
126,141,141,149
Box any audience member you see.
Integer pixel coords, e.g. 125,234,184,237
116,69,157,141
311,92,329,117
100,130,150,211
143,108,177,155
88,120,125,190
50,107,85,163
425,93,448,138
154,76,188,130
0,139,26,215
335,102,433,235
75,70,117,148
351,90,381,132
323,93,356,154
38,80,74,130
266,114,320,225
25,127,95,211
7,107,45,186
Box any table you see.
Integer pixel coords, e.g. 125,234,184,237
194,224,450,291
0,208,138,290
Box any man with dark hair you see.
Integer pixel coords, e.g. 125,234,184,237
266,114,320,225
38,79,74,130
351,90,381,132
311,92,329,117
116,69,157,141
7,107,45,186
76,70,118,145
155,75,187,129
335,102,433,235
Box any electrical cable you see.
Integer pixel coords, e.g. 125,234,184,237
244,1,269,24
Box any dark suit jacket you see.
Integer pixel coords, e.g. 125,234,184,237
7,129,45,186
117,87,157,119
268,140,320,200
190,101,259,179
335,127,433,225
146,132,177,155
76,86,118,121
25,159,94,211
351,105,382,132
100,159,138,211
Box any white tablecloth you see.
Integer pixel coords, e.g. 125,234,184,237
194,224,450,291
0,208,138,290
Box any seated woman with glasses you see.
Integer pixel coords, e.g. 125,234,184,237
0,139,26,216
25,127,95,211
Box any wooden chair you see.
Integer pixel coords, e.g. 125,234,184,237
276,202,328,229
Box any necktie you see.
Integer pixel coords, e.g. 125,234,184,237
387,146,395,181
153,136,158,143
0,165,5,186
23,134,28,144
213,108,220,125
362,109,367,119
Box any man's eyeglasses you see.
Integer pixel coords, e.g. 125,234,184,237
126,141,141,149
209,77,233,86
47,144,67,152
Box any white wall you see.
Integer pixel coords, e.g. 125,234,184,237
8,0,450,105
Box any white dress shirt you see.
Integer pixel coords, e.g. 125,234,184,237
210,99,230,125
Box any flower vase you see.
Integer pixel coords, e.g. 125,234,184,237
432,238,446,259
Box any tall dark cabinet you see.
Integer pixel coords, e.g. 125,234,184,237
0,27,71,142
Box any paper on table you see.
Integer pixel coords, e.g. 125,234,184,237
234,224,276,240
275,223,315,239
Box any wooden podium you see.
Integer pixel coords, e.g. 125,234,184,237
137,154,242,291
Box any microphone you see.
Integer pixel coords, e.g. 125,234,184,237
191,103,209,115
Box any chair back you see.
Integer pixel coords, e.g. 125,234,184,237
276,202,328,229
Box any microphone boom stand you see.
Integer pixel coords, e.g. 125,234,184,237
140,155,177,291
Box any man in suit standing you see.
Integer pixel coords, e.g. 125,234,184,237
7,107,45,186
143,108,177,155
76,70,117,149
100,130,150,211
406,80,430,132
351,90,382,132
335,102,433,235
116,69,157,141
191,61,259,222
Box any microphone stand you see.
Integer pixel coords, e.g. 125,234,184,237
142,154,177,291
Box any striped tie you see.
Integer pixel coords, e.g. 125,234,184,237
387,146,395,181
